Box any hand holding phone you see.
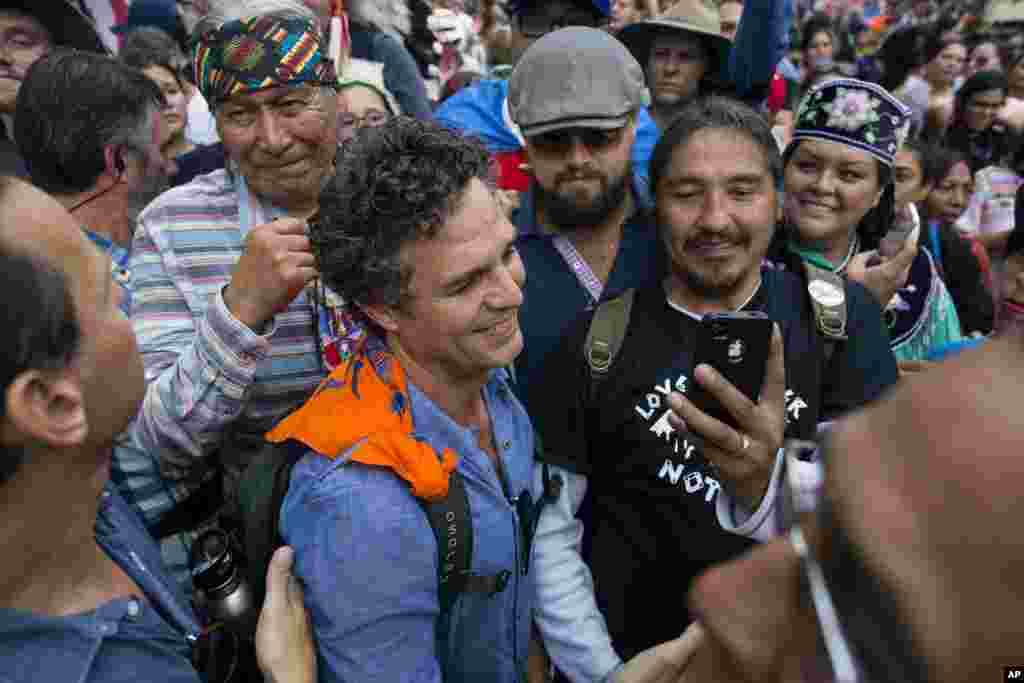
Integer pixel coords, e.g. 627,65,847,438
870,203,920,265
667,318,787,511
686,312,773,429
847,217,918,306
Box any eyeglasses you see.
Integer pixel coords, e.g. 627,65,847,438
515,8,601,38
783,440,930,683
784,440,861,682
528,127,626,157
338,109,390,131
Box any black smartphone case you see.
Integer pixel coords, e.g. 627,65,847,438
687,312,773,429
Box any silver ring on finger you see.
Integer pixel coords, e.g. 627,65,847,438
740,434,751,452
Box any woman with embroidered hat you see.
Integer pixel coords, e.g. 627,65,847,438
776,78,968,366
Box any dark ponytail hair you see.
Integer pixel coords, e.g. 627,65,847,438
878,25,929,92
946,70,1013,173
801,13,836,54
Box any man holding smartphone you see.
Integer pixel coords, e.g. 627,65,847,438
525,97,897,682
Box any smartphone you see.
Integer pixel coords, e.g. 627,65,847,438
687,312,774,429
876,203,919,260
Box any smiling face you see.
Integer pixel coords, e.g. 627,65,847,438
216,83,338,214
383,178,526,385
0,10,52,115
784,139,882,249
657,127,777,303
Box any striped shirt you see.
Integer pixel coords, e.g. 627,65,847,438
83,227,132,314
118,169,329,591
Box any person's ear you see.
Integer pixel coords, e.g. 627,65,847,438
102,145,125,181
625,117,638,149
3,369,88,450
521,142,534,167
359,301,401,334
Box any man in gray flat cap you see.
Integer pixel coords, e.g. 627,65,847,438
509,26,664,404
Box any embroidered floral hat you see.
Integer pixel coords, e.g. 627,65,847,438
788,78,912,167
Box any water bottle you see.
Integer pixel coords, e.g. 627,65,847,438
190,529,259,638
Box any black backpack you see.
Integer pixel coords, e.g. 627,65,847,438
237,439,480,617
188,438,483,683
209,432,560,683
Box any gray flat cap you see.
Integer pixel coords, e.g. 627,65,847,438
508,27,647,138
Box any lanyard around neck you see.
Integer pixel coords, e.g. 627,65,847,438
552,236,605,305
787,232,859,274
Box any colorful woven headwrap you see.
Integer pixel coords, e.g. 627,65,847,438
193,15,339,110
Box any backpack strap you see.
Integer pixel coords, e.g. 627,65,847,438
148,462,224,540
418,471,478,613
801,261,848,363
584,288,636,395
238,439,308,609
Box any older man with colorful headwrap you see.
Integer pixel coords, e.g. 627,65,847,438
118,0,361,593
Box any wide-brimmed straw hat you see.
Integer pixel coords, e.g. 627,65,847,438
618,0,732,71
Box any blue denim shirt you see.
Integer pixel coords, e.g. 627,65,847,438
280,369,536,683
0,485,201,683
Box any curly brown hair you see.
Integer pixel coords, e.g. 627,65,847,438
310,116,493,308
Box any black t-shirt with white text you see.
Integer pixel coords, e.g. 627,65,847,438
525,268,897,659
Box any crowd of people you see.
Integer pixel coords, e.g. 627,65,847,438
1,0,1023,682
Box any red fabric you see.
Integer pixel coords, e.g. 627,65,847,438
108,0,129,51
767,72,787,114
969,237,996,299
493,150,530,192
